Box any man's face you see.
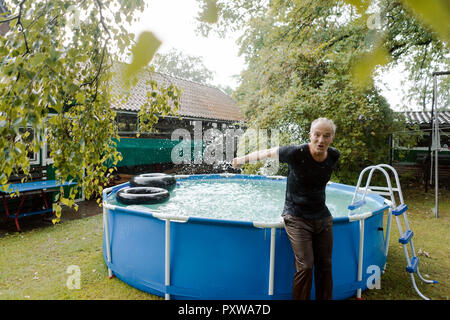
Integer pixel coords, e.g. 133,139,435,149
309,122,334,154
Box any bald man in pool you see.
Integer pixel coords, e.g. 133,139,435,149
232,118,340,300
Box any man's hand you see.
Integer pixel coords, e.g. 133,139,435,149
232,156,244,168
232,147,279,168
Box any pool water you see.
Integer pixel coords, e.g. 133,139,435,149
107,178,380,223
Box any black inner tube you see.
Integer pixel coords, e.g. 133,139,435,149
116,187,170,205
130,173,176,191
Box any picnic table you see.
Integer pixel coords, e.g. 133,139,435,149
1,180,77,232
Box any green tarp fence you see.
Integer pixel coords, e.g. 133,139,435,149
45,138,203,200
113,138,205,167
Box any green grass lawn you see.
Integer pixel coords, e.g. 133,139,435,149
361,185,450,300
0,213,161,300
0,185,448,300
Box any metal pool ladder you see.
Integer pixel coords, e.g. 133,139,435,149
349,164,437,300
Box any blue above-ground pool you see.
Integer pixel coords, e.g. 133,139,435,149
102,174,390,300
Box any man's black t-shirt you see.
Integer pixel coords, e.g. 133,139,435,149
278,144,340,219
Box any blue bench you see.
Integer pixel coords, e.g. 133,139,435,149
1,180,77,232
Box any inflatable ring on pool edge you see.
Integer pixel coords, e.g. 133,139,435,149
116,187,170,205
130,173,176,191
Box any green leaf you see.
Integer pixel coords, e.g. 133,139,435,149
401,0,450,43
75,92,86,104
49,47,60,62
341,0,370,15
351,44,390,88
199,0,219,24
125,31,161,79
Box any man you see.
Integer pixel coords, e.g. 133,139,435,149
232,118,340,300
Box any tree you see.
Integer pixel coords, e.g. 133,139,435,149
195,0,448,183
151,48,215,85
197,0,449,91
0,0,181,220
353,0,450,110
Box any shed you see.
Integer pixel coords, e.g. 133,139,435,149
108,64,246,173
391,110,450,186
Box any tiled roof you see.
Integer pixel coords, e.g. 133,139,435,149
110,63,244,122
401,110,450,125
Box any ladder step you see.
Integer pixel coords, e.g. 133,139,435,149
392,203,408,216
406,256,419,273
348,200,366,210
399,230,414,244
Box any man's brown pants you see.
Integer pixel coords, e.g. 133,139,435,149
282,214,333,300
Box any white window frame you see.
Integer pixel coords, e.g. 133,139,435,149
19,126,40,165
42,127,54,166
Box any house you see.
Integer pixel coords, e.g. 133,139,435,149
391,110,450,186
106,64,246,174
7,63,245,182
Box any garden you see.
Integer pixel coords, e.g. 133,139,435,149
0,0,449,302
